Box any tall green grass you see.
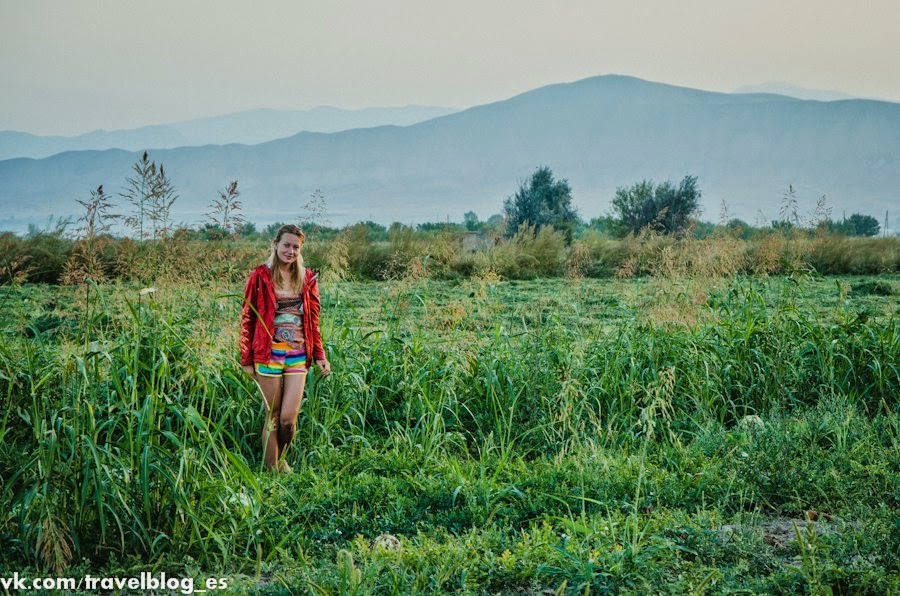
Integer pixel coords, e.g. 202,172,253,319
0,282,272,572
0,274,897,592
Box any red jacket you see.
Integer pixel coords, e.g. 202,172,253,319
240,265,326,366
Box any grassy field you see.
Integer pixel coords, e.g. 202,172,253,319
0,273,897,593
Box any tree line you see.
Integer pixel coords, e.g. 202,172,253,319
34,152,893,244
500,166,884,241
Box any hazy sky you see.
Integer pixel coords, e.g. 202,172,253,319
2,0,899,136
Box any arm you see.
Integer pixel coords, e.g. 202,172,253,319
307,274,330,374
239,271,257,367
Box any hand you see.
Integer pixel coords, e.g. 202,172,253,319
241,364,255,377
315,359,331,377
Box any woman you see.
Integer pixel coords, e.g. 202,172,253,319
240,224,330,472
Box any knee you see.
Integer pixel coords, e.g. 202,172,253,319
279,415,296,434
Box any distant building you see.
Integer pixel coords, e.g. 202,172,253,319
461,231,496,252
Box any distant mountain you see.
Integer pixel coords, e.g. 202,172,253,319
1,75,898,233
0,105,457,160
733,82,862,102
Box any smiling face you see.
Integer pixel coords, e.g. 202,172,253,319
275,232,303,267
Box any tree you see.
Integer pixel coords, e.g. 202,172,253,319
485,214,505,232
587,215,619,236
833,213,880,237
197,223,227,241
503,166,579,241
611,175,701,236
235,221,257,238
691,219,716,239
463,211,480,231
417,221,462,233
725,218,754,240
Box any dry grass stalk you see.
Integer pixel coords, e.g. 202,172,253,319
37,515,74,574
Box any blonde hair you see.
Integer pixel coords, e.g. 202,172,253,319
267,224,305,293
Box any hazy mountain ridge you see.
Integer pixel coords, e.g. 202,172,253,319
733,82,867,102
0,105,457,160
1,75,898,232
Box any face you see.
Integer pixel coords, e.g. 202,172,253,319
275,232,303,265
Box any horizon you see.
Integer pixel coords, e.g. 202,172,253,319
4,74,900,139
2,0,899,136
0,190,892,238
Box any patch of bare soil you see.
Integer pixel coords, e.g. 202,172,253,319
719,513,841,550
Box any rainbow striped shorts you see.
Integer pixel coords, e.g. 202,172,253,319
255,341,308,377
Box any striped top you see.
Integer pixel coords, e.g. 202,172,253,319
273,289,305,350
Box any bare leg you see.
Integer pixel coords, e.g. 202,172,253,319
278,372,308,462
256,374,284,471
